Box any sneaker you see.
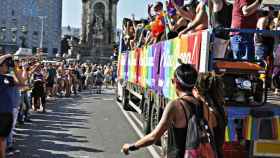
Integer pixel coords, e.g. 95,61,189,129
6,147,15,156
17,120,24,125
25,118,32,122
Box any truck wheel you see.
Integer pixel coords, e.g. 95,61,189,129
122,89,130,111
115,86,121,102
142,99,151,134
150,103,161,146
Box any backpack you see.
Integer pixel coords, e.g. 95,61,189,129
180,97,218,158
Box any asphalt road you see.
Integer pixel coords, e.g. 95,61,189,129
10,89,153,158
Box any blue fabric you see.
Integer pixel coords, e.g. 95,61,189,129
255,44,269,61
10,87,20,108
0,75,14,113
230,34,255,60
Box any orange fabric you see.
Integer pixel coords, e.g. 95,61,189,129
214,61,264,71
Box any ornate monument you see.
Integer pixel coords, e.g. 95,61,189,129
79,0,118,63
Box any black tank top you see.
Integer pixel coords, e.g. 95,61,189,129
171,98,194,158
212,1,232,39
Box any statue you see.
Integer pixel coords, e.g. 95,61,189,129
93,13,104,40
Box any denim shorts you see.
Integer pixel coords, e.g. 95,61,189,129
230,34,255,60
255,44,268,60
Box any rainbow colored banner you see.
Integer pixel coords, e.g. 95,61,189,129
160,38,181,99
117,52,128,80
118,31,205,99
225,116,261,142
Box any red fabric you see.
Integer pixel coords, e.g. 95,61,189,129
231,0,258,33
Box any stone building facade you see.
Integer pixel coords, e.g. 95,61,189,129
0,0,62,57
79,0,118,63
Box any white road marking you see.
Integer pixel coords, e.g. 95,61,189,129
128,111,144,129
116,102,161,158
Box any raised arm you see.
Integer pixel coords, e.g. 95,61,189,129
171,0,195,21
179,3,207,35
242,0,261,16
122,100,176,155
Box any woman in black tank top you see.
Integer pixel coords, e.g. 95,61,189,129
122,64,199,158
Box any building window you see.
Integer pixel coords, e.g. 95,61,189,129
11,10,15,16
53,48,58,55
33,31,38,36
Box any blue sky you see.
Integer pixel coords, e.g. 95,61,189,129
62,0,159,29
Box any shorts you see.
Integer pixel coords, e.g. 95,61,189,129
230,34,255,60
0,113,13,137
46,79,54,88
255,44,269,61
32,81,45,97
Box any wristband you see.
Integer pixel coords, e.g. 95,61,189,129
128,144,139,151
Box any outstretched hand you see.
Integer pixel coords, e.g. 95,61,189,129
121,144,130,155
148,4,153,10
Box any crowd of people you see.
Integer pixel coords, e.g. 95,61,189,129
0,53,117,157
121,0,280,94
122,0,280,61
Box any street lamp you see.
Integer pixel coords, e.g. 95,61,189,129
38,16,47,49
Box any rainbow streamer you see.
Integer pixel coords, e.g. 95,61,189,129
246,115,253,140
276,116,280,141
252,118,259,140
274,117,280,141
225,126,230,142
228,119,236,142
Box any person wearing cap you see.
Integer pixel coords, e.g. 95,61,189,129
0,54,21,158
122,64,199,157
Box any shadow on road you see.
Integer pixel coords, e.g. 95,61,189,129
10,95,104,158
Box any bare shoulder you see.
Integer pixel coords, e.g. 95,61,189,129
165,99,179,112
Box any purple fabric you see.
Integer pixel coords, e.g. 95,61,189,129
171,0,184,6
125,52,129,80
152,42,163,92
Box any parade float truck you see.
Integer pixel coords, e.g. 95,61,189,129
116,30,280,157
